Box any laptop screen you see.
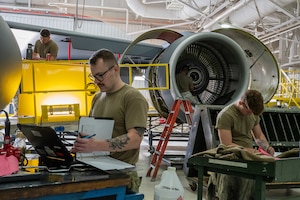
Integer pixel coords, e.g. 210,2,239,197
17,123,74,170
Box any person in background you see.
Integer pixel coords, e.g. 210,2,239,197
71,48,149,193
33,28,58,60
211,89,275,200
175,65,199,105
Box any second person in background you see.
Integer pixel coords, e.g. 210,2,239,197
33,28,58,61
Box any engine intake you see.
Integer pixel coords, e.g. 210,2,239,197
120,29,279,122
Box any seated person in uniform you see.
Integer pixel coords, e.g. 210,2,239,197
207,89,275,200
33,28,58,61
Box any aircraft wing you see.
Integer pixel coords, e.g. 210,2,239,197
6,20,163,61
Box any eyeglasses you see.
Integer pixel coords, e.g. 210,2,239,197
88,65,115,82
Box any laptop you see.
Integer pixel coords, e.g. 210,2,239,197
17,123,75,172
17,117,134,172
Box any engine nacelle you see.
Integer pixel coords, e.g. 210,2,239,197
120,29,279,122
0,16,22,110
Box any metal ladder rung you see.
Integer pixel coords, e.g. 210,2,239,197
146,99,193,181
150,164,155,169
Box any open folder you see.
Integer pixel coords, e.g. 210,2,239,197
76,116,134,170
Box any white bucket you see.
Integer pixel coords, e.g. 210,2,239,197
154,166,184,200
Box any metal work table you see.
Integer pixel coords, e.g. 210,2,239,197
188,156,300,200
0,169,131,200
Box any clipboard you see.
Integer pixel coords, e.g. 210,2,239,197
76,116,134,170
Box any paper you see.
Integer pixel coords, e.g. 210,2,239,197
77,117,115,157
0,155,19,176
76,117,134,170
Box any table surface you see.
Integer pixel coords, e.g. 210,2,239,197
188,156,300,182
188,156,300,200
0,169,130,199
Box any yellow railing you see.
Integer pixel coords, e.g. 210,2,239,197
120,63,169,90
17,60,169,124
270,69,300,109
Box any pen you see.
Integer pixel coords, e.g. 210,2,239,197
81,134,96,139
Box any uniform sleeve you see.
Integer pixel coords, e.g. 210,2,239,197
216,112,233,130
254,115,260,126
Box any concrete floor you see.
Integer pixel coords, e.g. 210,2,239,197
138,139,300,200
137,140,197,200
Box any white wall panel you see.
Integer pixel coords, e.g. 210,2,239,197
0,12,134,40
73,19,134,40
1,13,73,30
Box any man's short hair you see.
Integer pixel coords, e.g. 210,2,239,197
243,89,264,115
89,48,118,66
40,29,50,37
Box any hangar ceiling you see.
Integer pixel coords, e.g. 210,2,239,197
0,0,299,69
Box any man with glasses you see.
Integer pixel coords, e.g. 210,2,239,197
207,89,275,200
33,28,58,60
72,48,149,193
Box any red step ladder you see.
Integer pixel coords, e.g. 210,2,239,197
146,99,193,181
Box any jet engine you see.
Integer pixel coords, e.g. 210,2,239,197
120,29,279,122
0,16,22,110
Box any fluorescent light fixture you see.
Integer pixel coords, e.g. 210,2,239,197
220,23,232,28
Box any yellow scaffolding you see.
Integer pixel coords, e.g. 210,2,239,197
268,69,300,109
17,60,169,124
